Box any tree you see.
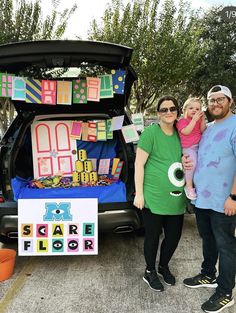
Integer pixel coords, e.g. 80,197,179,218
184,6,236,99
0,0,77,135
89,0,201,113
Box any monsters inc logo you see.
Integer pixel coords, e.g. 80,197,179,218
43,202,72,221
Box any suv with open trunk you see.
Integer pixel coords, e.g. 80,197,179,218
0,40,141,243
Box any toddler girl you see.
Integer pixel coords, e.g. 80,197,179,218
176,98,206,200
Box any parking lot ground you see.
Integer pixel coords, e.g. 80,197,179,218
0,214,235,313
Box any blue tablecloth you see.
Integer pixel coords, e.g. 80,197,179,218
11,177,127,203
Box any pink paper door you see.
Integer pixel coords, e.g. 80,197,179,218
31,121,77,178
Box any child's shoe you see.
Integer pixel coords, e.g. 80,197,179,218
184,187,197,200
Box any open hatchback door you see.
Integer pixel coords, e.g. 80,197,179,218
0,40,141,243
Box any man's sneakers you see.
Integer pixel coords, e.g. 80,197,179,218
158,265,176,286
201,292,234,313
183,273,217,288
143,269,164,292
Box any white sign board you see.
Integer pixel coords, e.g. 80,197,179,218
18,198,98,256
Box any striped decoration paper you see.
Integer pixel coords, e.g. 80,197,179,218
26,79,42,103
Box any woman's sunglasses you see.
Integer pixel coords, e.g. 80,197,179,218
158,106,177,113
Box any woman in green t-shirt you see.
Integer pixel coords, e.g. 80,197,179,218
134,95,186,292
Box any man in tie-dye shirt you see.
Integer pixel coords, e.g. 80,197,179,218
183,85,236,313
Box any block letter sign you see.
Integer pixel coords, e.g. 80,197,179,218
18,198,98,256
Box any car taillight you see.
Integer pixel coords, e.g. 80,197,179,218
0,196,5,203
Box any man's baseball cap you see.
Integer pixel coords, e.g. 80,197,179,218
207,85,232,99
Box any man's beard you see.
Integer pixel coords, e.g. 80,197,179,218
209,106,230,120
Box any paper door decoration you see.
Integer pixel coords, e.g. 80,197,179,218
42,80,57,105
97,121,107,141
73,79,87,103
98,159,111,175
70,121,82,139
88,122,97,142
131,113,144,132
112,158,120,175
57,81,72,105
12,77,26,100
111,69,126,94
113,161,124,180
26,79,42,104
106,119,113,139
99,75,113,98
82,122,89,141
110,115,124,131
31,121,77,179
121,124,139,143
0,73,14,97
87,77,100,102
89,158,97,171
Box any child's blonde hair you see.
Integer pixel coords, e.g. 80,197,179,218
182,97,202,115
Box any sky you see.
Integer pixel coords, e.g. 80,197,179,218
40,0,235,39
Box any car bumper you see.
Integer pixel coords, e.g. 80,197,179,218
0,202,141,238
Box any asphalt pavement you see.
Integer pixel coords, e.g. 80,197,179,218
0,214,235,313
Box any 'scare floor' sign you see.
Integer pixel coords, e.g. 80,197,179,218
18,198,98,256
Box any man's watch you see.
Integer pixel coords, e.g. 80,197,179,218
229,194,236,201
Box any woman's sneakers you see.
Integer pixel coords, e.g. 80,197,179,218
143,266,176,291
184,187,197,200
158,265,176,286
143,269,164,291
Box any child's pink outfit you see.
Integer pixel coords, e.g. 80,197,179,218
176,118,202,200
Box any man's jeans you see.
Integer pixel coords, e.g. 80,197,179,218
194,207,236,295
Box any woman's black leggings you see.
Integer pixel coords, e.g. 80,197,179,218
142,208,184,271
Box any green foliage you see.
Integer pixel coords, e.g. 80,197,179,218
0,0,77,135
185,6,236,99
0,0,77,43
88,1,236,113
89,0,201,112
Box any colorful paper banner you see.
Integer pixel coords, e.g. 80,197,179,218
26,79,42,104
111,69,126,95
73,79,87,103
0,73,15,98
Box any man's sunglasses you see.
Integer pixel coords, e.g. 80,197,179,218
158,106,177,113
